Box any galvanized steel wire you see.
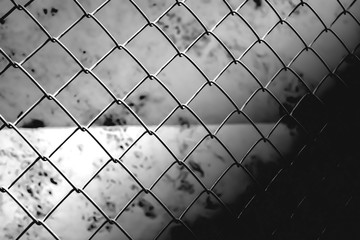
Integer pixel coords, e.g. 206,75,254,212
0,0,359,239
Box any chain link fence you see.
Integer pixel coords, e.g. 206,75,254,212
0,0,360,239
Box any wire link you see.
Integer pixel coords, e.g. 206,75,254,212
0,0,359,239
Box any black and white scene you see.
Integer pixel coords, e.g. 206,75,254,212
1,0,360,239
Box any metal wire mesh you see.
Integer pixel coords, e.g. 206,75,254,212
0,0,359,239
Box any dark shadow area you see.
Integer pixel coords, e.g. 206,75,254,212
212,55,360,239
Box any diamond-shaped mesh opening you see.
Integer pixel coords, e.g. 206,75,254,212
187,33,233,79
335,51,360,86
85,160,141,218
242,88,284,122
56,72,114,126
95,0,146,44
22,41,80,94
265,22,305,65
237,0,279,37
315,74,347,106
121,133,174,189
331,12,360,52
25,0,83,36
184,136,234,189
216,113,262,161
116,191,172,239
92,47,147,99
213,163,257,215
286,3,325,45
188,83,236,125
11,159,72,220
159,56,206,104
267,119,306,159
0,127,38,184
312,30,349,71
213,12,258,58
87,125,141,161
186,0,229,30
306,0,343,26
290,48,329,92
0,8,47,62
267,68,309,113
61,17,114,68
127,25,177,74
180,192,230,240
241,41,284,86
156,118,208,159
152,163,203,218
292,93,328,134
0,0,359,239
45,191,104,240
216,61,260,108
49,130,109,187
124,77,178,126
157,3,204,51
0,191,33,240
0,66,43,122
242,140,283,187
267,0,298,19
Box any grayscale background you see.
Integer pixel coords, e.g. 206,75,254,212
0,0,359,239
